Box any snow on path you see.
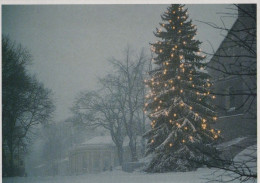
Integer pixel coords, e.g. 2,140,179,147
2,167,254,183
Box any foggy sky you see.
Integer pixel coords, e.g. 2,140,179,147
2,4,237,122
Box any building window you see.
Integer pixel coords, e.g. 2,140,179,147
226,86,236,112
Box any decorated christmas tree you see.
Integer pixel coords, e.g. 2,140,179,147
144,4,221,172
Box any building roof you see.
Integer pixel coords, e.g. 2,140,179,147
82,135,116,146
75,135,143,150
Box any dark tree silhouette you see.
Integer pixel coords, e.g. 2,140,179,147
2,36,55,176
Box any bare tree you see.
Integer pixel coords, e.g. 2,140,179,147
192,4,257,182
203,144,257,183
72,90,126,165
72,47,149,164
106,47,148,161
202,4,256,118
2,36,55,176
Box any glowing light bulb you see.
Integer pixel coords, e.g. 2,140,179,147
177,76,181,79
175,45,178,49
189,106,192,110
189,77,192,81
163,69,167,75
202,124,206,129
214,135,218,139
181,22,183,25
159,49,163,53
154,97,157,101
180,89,183,93
184,126,188,130
159,100,162,103
145,103,148,107
169,143,173,147
151,139,154,143
202,119,206,123
172,86,175,90
192,84,195,87
171,53,174,57
218,130,221,134
177,16,180,19
213,117,217,121
195,113,198,116
174,113,177,117
178,30,181,33
212,96,216,99
182,139,185,143
179,55,183,59
169,20,172,23
172,26,175,29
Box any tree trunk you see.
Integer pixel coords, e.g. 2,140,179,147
129,137,138,162
2,147,8,177
116,145,124,166
9,145,15,176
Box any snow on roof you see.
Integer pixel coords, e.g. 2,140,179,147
82,136,115,146
81,135,143,147
217,137,246,150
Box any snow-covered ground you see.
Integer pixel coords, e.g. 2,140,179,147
2,167,256,183
3,145,256,183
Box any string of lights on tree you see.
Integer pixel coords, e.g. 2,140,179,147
143,4,221,172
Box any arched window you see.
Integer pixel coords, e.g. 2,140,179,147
226,86,236,111
229,87,235,108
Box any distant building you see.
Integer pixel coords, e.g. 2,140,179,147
69,136,142,174
208,4,256,141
